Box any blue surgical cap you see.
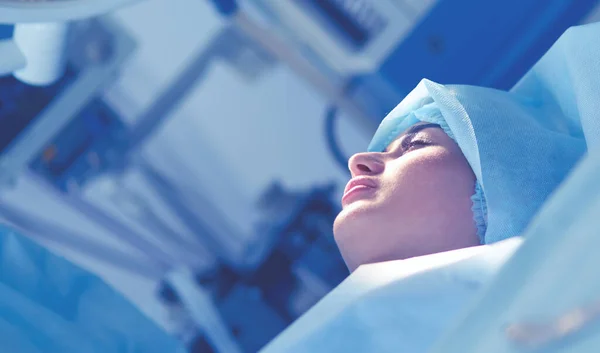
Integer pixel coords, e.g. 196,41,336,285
368,21,600,244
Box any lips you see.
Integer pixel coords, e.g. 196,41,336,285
342,177,377,206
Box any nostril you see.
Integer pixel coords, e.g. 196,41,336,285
357,164,371,173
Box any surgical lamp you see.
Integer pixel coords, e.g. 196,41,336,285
0,0,140,86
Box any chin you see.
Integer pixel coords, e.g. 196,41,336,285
333,201,377,252
334,203,364,234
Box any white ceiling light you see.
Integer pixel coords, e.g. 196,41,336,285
0,0,141,85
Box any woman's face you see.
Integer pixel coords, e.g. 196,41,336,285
333,123,480,272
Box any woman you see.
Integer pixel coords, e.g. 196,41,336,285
263,21,600,353
334,76,587,272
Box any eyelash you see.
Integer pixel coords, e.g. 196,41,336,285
402,139,431,151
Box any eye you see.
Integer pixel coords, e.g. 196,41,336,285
402,139,432,151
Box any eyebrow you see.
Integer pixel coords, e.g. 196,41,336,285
404,123,440,135
385,123,441,152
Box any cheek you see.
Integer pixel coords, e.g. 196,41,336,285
382,149,466,199
379,149,476,226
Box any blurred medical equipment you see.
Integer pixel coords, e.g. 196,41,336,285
0,17,135,188
208,0,600,171
0,0,140,85
0,2,187,352
158,183,347,352
0,5,349,352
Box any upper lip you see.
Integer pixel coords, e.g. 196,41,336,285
343,176,378,196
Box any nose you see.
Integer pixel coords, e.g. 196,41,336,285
348,152,385,177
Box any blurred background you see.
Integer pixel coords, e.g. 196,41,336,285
0,0,599,352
